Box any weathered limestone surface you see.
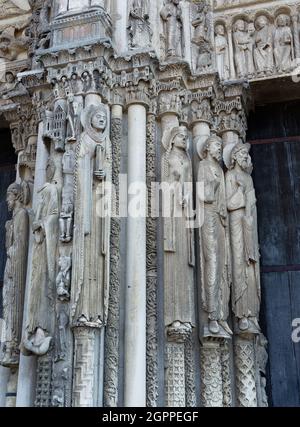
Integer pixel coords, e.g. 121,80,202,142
0,0,284,407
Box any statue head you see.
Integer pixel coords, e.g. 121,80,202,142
91,109,107,132
215,24,225,36
172,0,180,5
81,104,108,143
5,71,14,84
234,19,246,32
202,135,223,162
230,142,252,172
163,126,189,154
6,183,23,211
276,14,289,27
255,15,268,30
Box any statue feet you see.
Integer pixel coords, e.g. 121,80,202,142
208,320,220,334
23,328,52,356
239,317,249,331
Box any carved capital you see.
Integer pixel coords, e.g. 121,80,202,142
166,321,192,344
125,84,150,109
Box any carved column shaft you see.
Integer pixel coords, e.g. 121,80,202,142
165,342,186,407
72,327,101,407
104,104,123,407
220,341,233,407
292,15,300,60
124,102,147,407
200,341,223,407
234,336,257,407
146,111,159,407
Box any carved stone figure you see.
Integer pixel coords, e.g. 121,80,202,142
56,255,71,301
0,0,28,17
233,19,255,78
71,103,111,327
253,15,274,76
128,0,152,50
0,182,29,367
225,143,261,333
56,310,69,361
160,0,183,59
0,72,27,100
162,126,195,329
215,24,230,80
23,159,60,356
0,24,30,61
192,2,212,72
60,144,75,243
197,135,231,337
274,14,294,73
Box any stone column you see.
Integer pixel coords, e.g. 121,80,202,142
0,366,9,407
165,325,191,407
200,340,223,407
16,121,46,407
124,91,147,407
292,14,300,61
226,25,236,80
112,0,128,53
234,335,257,407
103,102,123,407
5,369,18,407
146,106,159,407
220,340,233,407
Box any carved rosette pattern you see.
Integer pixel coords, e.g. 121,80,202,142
165,343,186,407
34,355,53,407
220,341,233,407
146,113,159,407
234,337,257,407
184,333,197,407
200,342,223,407
103,116,122,407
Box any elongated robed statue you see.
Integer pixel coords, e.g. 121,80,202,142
197,135,231,337
71,103,111,327
225,142,261,334
0,182,29,367
23,159,60,356
162,126,195,331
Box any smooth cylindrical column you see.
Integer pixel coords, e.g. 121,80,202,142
112,0,128,53
227,27,236,80
0,366,9,407
16,121,46,407
124,103,147,407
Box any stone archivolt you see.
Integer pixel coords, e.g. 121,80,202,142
0,0,275,408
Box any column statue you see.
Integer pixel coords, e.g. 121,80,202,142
253,15,274,76
71,103,111,327
162,126,195,330
0,182,29,367
23,159,60,356
233,19,254,78
225,143,261,333
160,0,183,59
274,14,294,73
197,135,231,337
128,0,152,50
215,23,230,80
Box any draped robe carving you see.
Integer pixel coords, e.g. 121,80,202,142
71,103,111,327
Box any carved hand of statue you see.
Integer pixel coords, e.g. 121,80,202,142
236,176,245,192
